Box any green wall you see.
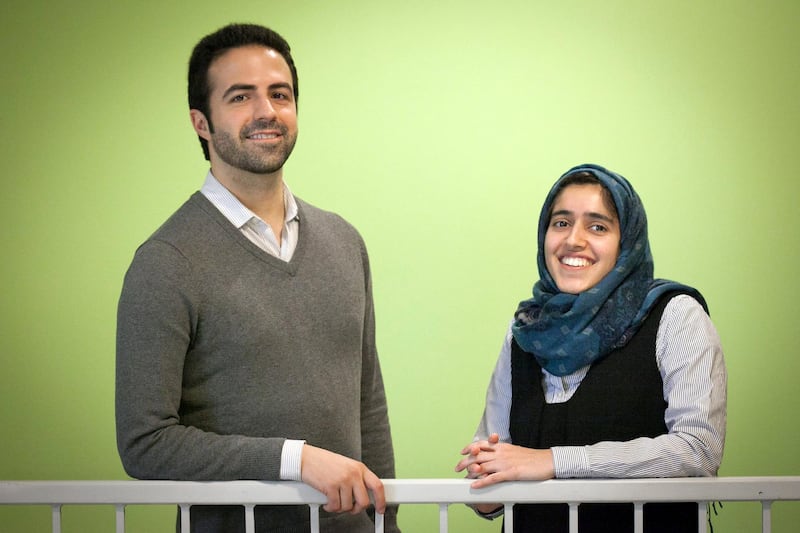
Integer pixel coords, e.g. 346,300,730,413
1,1,798,531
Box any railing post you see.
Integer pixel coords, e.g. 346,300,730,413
179,504,191,533
568,502,579,533
698,501,708,532
503,503,513,532
438,503,448,532
762,501,772,533
309,503,320,533
115,504,126,533
633,502,643,533
244,504,255,533
51,504,61,533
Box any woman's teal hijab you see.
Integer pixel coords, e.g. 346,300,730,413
512,164,707,376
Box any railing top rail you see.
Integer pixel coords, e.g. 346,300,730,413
1,477,799,506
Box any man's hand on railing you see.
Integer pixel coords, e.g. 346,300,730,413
300,444,386,516
455,432,556,490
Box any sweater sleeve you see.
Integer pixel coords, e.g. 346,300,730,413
115,239,285,481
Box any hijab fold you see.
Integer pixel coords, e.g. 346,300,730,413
512,164,706,376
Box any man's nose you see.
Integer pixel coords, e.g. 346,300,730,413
253,97,277,120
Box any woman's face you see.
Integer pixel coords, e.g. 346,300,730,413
544,184,621,294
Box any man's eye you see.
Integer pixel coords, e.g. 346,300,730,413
231,94,247,102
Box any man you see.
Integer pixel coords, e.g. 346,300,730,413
115,23,400,532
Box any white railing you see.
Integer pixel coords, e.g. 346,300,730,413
1,477,799,533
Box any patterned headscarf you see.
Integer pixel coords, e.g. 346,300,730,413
512,163,706,376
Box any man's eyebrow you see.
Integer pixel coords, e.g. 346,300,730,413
221,82,293,100
268,82,293,93
222,83,257,100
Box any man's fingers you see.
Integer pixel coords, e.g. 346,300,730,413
302,445,389,515
365,470,386,514
339,486,354,513
322,486,342,513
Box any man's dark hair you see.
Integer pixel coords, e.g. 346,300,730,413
188,23,299,160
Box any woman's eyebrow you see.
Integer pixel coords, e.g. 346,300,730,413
586,211,617,223
550,209,616,223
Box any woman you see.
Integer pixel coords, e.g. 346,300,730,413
455,164,727,532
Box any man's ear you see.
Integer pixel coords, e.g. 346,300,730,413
190,109,212,140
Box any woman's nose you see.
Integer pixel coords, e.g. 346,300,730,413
565,226,586,248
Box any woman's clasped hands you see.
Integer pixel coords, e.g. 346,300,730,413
455,432,556,488
454,433,556,515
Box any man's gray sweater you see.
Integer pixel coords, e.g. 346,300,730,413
116,192,399,532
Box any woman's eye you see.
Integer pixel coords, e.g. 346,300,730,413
589,224,607,232
552,220,569,228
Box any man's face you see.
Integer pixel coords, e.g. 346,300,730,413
198,45,298,177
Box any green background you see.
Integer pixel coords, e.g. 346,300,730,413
1,0,798,531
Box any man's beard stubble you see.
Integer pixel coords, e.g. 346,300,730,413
210,119,297,175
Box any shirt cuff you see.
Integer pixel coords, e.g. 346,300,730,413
552,446,592,478
471,504,505,520
279,439,306,481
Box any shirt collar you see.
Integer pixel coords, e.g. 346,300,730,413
200,171,299,229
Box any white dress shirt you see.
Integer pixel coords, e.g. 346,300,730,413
200,171,299,260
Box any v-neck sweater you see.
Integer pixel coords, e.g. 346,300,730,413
116,192,398,532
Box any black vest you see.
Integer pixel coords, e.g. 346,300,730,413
508,293,698,533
